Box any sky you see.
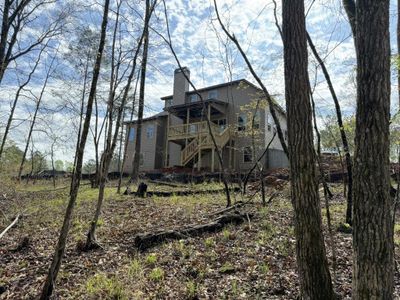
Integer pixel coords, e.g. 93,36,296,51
0,0,399,164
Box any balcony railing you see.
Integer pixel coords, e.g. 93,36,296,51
168,121,223,139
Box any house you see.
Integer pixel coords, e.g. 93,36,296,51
123,68,288,174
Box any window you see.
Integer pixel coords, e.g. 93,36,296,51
266,113,273,131
243,147,253,163
253,111,260,129
208,90,218,99
237,114,246,131
216,119,226,131
146,125,154,139
166,98,173,107
190,94,198,102
128,127,135,141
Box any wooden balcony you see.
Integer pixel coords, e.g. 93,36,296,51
168,121,224,140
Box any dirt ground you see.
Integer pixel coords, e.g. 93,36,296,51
0,179,399,299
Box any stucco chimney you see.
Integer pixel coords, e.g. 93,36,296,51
173,67,190,105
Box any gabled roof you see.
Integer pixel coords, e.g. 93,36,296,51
160,78,286,115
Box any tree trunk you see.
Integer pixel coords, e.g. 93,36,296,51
39,0,110,298
85,1,150,248
282,1,334,298
352,0,393,298
398,0,400,109
129,0,151,184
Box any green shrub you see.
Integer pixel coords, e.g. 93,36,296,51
149,267,164,281
145,253,157,265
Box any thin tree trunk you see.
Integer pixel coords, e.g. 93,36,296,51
306,33,354,225
51,143,56,189
282,1,334,298
85,2,150,248
129,0,151,184
398,0,400,109
17,53,55,181
39,0,110,298
117,72,139,193
73,55,90,175
352,0,393,298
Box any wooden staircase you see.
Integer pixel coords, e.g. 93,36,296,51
181,126,230,166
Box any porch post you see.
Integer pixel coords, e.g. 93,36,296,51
186,107,190,147
165,114,170,168
211,147,215,173
197,149,201,171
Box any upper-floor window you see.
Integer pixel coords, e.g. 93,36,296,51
238,114,246,131
253,111,261,129
146,125,154,139
208,90,218,99
266,113,273,131
190,94,198,103
243,146,253,163
166,98,173,107
128,127,135,141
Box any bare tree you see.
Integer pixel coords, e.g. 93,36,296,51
84,0,150,249
0,42,48,162
282,1,334,298
127,0,154,183
0,0,65,82
352,0,393,297
40,0,110,297
17,48,58,181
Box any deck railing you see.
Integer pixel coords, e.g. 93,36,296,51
168,121,223,139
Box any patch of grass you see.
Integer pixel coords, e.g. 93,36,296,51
96,218,104,227
219,262,235,274
128,259,142,278
145,253,157,265
395,223,400,234
149,267,164,281
186,280,198,299
204,237,214,248
86,273,127,299
222,228,231,241
259,262,269,274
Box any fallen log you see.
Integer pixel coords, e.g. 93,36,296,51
0,214,20,240
130,187,241,198
134,212,252,250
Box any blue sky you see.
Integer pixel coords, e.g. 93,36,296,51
0,0,399,163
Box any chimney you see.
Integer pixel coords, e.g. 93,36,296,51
173,67,190,105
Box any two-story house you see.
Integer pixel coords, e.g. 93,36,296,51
123,68,288,174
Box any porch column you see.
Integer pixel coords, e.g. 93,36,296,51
197,149,201,171
165,114,170,167
211,147,215,172
186,107,190,147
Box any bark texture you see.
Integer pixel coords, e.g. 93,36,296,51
352,0,394,298
282,1,334,298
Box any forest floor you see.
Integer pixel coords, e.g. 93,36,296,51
0,178,400,299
